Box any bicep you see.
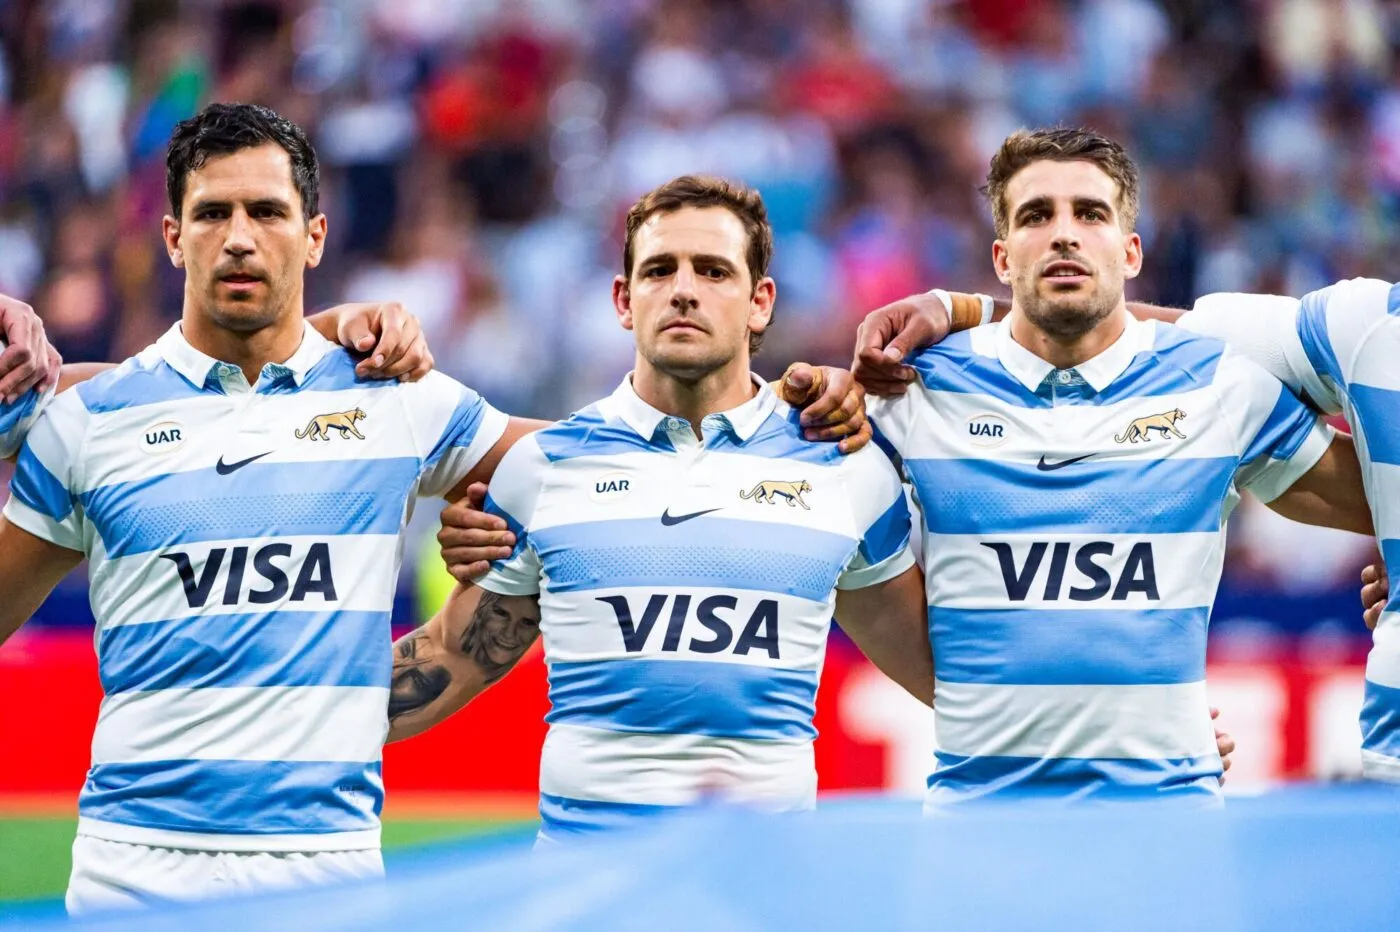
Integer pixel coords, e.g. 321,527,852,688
56,363,115,394
0,516,83,645
1266,433,1374,535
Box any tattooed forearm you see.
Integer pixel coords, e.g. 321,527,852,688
461,590,541,685
388,627,452,722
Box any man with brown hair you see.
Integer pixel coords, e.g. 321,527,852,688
848,126,1372,807
385,174,935,843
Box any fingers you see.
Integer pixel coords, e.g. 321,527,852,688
378,313,432,381
804,408,866,443
1361,563,1389,631
335,303,379,354
439,489,515,582
0,296,50,403
837,417,873,454
354,303,406,379
1215,729,1236,759
796,367,857,427
852,312,918,396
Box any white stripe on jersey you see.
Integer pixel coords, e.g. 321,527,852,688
92,686,390,764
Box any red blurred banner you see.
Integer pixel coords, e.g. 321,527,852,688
0,632,1371,800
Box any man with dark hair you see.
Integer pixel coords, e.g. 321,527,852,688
865,127,1400,790
0,101,538,912
385,174,935,844
836,126,1373,807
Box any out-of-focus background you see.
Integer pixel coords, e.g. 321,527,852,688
0,0,1389,907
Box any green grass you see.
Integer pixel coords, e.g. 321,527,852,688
0,815,532,903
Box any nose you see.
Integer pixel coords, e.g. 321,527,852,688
1050,212,1080,254
223,208,256,257
670,265,699,311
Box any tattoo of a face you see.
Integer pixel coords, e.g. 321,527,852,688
389,628,451,721
462,590,540,685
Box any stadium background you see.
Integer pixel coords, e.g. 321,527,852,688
0,0,1390,907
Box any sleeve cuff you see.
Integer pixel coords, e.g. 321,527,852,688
2,496,83,552
1244,419,1335,504
837,545,916,591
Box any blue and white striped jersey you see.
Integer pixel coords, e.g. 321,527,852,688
1182,277,1400,783
478,375,914,841
0,382,53,459
869,313,1332,807
2,322,507,851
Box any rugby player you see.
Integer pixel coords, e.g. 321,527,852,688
866,277,1400,789
383,175,935,843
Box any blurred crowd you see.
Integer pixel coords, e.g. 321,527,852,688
0,0,1384,631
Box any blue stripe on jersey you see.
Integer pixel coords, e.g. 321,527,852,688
483,492,528,563
538,793,678,839
98,610,390,694
0,388,40,434
81,456,421,558
532,517,853,602
546,658,818,740
536,407,674,461
78,358,215,413
265,348,396,395
1241,384,1317,465
1296,287,1344,386
1389,281,1400,315
1361,680,1400,759
80,760,383,835
905,456,1236,535
1090,329,1224,407
1350,385,1400,466
928,752,1221,800
422,388,490,472
910,336,1049,409
11,444,75,521
859,494,912,566
930,606,1209,686
703,411,844,466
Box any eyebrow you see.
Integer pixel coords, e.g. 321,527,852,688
1013,195,1115,223
189,197,293,214
636,253,739,271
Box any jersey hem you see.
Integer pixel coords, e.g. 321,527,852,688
75,817,381,852
1360,748,1400,784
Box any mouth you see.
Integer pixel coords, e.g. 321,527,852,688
661,319,707,334
218,272,266,288
1041,260,1091,284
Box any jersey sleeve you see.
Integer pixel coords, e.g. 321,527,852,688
2,389,89,551
836,445,916,590
474,433,547,597
404,371,510,499
1223,351,1335,503
1180,277,1396,414
0,381,55,459
866,389,919,469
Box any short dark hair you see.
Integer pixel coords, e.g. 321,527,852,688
166,102,320,220
983,127,1139,238
623,174,775,353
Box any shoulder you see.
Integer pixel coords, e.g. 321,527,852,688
737,404,846,466
300,347,415,396
73,348,194,415
905,328,980,381
532,403,657,463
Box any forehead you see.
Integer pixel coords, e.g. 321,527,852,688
1005,159,1120,211
632,206,748,263
182,143,297,207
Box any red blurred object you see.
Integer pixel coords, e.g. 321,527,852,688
0,631,1372,802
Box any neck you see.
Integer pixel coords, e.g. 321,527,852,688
1007,302,1129,370
180,303,306,385
631,355,756,437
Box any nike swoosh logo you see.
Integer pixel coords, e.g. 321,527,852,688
216,451,272,475
1036,453,1096,471
660,507,721,526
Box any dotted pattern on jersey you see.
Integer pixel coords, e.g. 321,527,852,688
547,545,841,601
96,492,385,554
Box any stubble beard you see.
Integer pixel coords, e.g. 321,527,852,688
1016,271,1120,341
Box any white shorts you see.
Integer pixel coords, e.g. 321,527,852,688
65,834,384,916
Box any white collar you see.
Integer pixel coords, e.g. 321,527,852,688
609,372,776,442
156,319,332,389
995,311,1145,393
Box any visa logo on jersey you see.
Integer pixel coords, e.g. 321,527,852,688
597,593,781,658
982,540,1159,602
161,542,338,608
